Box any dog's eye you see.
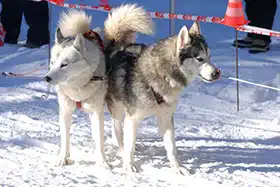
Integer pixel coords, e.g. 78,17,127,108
196,57,204,62
60,64,68,68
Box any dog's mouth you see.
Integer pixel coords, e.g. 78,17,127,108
199,75,216,83
199,69,221,83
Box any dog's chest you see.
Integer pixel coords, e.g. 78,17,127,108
61,81,104,102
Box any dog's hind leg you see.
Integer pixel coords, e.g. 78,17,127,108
122,115,141,173
107,102,124,153
90,106,111,169
156,110,189,175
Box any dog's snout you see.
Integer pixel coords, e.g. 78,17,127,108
44,76,52,83
211,69,221,80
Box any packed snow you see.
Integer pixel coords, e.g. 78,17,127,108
0,0,280,186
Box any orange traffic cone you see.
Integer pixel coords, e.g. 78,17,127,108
221,0,250,27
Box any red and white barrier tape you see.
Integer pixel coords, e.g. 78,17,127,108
48,0,280,38
237,25,280,38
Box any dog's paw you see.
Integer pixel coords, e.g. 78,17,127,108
123,162,140,173
172,164,190,176
57,157,74,166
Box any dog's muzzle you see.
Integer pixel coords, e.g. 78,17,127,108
199,68,221,83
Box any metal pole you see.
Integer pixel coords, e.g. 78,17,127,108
235,29,240,111
169,0,175,36
48,2,52,64
42,1,52,99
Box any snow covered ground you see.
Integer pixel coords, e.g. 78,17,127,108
1,0,280,186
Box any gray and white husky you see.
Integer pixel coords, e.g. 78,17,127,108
44,10,110,168
104,4,221,174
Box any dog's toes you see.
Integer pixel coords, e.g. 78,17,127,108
123,163,141,173
58,157,74,166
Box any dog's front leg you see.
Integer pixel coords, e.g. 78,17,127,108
89,109,111,169
58,103,74,166
156,112,189,175
123,116,140,173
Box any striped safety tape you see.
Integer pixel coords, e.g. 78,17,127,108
48,0,280,38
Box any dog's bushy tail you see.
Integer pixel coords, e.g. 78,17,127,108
104,4,154,45
58,10,91,37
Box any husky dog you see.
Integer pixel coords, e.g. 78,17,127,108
44,10,110,168
104,4,221,174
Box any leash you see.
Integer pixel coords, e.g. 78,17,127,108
1,66,48,77
1,65,50,99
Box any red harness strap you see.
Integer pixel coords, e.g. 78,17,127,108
83,30,104,52
76,101,82,109
151,88,165,105
75,30,105,110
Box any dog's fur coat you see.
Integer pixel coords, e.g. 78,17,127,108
45,10,110,168
104,4,220,174
45,4,220,174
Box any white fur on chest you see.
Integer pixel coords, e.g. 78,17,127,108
59,80,106,100
57,80,107,113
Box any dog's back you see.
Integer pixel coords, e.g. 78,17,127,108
106,43,147,67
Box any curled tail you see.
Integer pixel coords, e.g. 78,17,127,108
58,10,91,37
104,4,154,46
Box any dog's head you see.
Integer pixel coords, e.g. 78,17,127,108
176,21,220,83
44,29,102,87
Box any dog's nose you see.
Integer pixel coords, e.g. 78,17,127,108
211,69,221,80
44,76,52,83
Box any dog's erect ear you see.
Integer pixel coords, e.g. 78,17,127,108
189,21,201,35
177,25,190,53
55,28,65,43
73,33,85,53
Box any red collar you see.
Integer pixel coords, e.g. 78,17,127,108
83,30,104,52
